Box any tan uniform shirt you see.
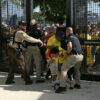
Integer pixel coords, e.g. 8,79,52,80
9,30,41,48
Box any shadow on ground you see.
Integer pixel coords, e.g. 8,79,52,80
0,72,52,92
0,72,100,100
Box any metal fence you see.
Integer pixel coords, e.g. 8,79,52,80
0,0,100,80
1,0,24,25
73,0,87,37
0,0,24,70
73,0,100,80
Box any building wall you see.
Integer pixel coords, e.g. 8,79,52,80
1,0,24,23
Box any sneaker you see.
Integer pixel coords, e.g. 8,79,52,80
52,85,56,90
55,87,66,93
41,72,44,77
74,84,81,89
52,83,60,90
21,74,23,78
36,79,45,83
5,80,15,84
25,80,33,85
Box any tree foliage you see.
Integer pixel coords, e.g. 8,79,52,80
33,12,45,23
7,0,100,22
33,0,100,22
33,0,66,22
10,0,23,7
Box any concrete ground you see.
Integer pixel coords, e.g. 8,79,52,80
0,72,100,100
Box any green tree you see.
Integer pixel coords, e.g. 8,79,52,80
7,0,100,22
33,12,45,23
34,0,66,22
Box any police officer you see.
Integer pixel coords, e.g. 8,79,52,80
5,21,43,85
25,19,45,83
55,27,83,93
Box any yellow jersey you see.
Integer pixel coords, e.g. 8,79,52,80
45,35,67,64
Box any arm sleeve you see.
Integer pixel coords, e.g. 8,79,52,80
22,31,41,43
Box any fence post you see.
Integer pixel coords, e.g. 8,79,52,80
66,0,73,27
26,0,33,32
0,0,2,61
0,0,1,34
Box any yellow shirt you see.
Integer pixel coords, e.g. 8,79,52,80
87,34,91,40
46,35,67,64
91,31,100,40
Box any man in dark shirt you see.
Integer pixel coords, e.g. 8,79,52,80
25,19,45,83
55,27,83,93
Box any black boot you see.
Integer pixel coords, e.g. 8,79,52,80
74,84,81,89
25,80,33,85
5,80,15,84
55,87,66,93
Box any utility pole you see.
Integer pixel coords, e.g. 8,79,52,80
43,0,46,26
31,0,33,19
7,0,9,22
24,0,26,21
26,0,33,32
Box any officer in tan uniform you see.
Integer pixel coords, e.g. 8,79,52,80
5,21,43,85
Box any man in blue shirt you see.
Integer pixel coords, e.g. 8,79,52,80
55,27,83,93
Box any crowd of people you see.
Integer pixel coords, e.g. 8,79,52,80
1,17,84,93
87,21,100,70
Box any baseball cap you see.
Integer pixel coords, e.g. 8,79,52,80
55,31,65,40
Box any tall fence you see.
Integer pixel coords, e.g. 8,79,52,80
0,0,100,81
73,0,100,81
1,0,24,25
0,0,24,70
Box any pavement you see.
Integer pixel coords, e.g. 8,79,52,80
0,72,100,100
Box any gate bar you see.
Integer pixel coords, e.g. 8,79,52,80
0,0,1,34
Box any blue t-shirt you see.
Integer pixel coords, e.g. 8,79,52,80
67,33,83,54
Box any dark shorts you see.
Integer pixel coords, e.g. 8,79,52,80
58,63,62,71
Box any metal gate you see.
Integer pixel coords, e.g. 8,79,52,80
73,0,100,81
0,0,24,71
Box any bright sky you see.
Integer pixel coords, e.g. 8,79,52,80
88,1,100,13
34,6,40,12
